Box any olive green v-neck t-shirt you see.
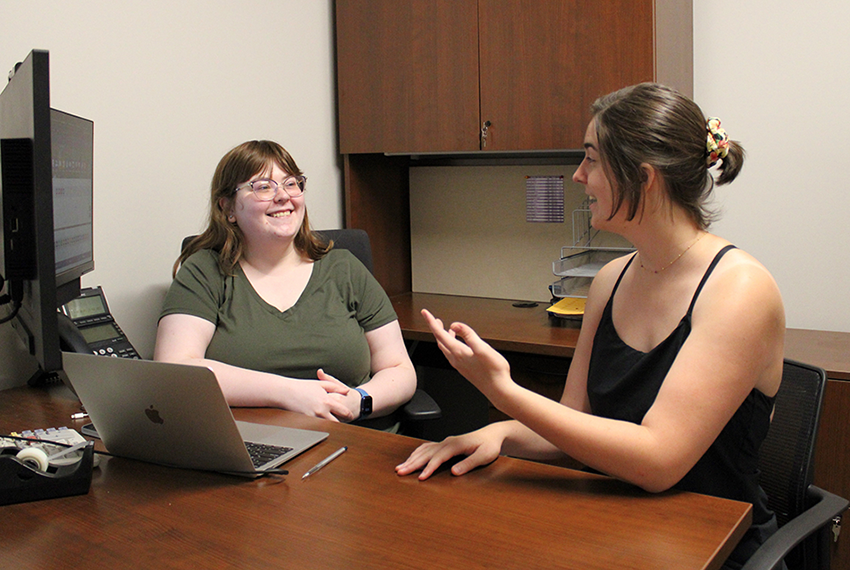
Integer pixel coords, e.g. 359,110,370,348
159,248,398,387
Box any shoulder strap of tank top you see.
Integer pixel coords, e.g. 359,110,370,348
609,252,638,298
686,244,737,316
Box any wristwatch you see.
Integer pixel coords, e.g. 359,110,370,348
355,387,372,419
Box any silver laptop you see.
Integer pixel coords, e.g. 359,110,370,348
62,352,328,477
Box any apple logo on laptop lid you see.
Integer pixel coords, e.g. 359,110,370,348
145,405,164,425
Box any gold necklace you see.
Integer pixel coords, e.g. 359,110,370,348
639,232,705,274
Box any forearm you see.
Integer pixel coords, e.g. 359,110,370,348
489,419,567,462
211,362,296,408
356,362,417,418
496,385,675,492
162,355,298,408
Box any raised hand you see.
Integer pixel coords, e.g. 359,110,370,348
421,308,513,401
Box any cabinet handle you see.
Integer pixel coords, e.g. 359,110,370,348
481,120,492,149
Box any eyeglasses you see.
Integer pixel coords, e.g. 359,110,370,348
236,175,307,201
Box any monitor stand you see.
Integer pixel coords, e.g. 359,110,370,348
26,367,64,387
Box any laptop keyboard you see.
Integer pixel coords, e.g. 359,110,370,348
245,441,294,468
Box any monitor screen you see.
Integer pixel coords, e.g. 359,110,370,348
51,109,94,298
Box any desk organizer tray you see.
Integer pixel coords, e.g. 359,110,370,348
549,276,592,298
553,247,632,278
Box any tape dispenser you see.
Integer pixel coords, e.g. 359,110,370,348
0,438,95,506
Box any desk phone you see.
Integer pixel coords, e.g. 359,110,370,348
61,286,139,359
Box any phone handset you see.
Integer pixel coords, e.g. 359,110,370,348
58,312,91,354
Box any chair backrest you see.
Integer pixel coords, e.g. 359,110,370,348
759,359,827,529
757,359,829,569
180,229,374,274
315,228,374,274
758,359,827,529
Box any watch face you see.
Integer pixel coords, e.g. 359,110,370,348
357,388,373,417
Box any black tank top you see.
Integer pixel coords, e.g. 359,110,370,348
587,245,778,569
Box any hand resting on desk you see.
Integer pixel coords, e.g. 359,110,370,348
396,425,504,480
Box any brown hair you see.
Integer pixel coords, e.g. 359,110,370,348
173,140,329,277
591,83,745,229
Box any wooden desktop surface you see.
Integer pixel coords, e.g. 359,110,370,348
394,292,850,379
1,383,751,570
392,292,581,358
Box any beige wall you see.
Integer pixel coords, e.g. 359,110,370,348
0,1,341,388
2,1,849,389
409,165,629,301
693,2,850,335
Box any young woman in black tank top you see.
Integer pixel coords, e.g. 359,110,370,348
397,84,785,569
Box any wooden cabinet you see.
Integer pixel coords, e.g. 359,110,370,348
336,0,693,155
478,0,656,151
336,1,480,154
335,1,693,295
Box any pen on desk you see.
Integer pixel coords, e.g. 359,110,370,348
71,412,88,420
302,446,347,480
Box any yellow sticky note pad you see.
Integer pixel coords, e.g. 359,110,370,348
547,297,586,317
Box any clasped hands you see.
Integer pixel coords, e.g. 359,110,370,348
289,369,361,422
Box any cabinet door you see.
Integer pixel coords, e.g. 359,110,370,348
336,0,480,154
478,0,655,151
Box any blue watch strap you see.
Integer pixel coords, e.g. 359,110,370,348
355,387,372,418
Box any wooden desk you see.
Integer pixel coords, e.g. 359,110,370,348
394,292,850,379
1,384,751,570
392,292,581,358
784,328,850,381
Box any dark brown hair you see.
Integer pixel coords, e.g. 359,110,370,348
591,83,745,229
173,140,329,277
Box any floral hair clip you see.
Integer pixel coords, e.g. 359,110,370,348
706,117,729,168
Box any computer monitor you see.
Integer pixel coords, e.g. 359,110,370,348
0,49,94,386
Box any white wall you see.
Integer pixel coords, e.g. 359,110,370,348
2,1,848,389
694,1,850,335
0,0,341,388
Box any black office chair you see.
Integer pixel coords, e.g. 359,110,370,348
316,228,375,273
181,230,441,432
741,359,848,570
